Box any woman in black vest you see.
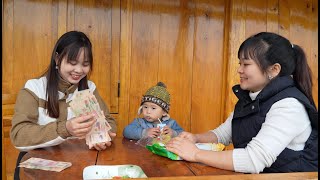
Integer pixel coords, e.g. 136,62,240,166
166,32,318,173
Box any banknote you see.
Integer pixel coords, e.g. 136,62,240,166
19,157,72,172
69,89,111,148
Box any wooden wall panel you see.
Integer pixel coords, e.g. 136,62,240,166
2,0,120,113
191,0,226,133
267,0,279,33
2,0,15,119
57,0,67,37
72,0,119,113
157,0,194,132
12,0,57,88
245,0,267,36
2,0,318,139
224,0,318,121
3,0,57,103
279,0,290,38
2,117,7,180
289,0,318,108
128,0,161,122
224,0,246,120
111,0,121,113
225,0,269,120
118,0,133,136
2,0,58,113
2,0,14,96
311,0,318,108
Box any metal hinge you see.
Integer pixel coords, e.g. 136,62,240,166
117,80,120,97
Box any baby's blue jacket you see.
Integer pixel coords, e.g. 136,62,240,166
123,118,184,140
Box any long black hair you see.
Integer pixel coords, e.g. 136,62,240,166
44,31,93,118
237,32,315,107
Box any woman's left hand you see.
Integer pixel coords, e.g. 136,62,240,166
166,136,200,162
92,131,117,151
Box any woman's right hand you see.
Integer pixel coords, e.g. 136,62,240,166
66,114,96,138
166,136,200,162
178,131,197,143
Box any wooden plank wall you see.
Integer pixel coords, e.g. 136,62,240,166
2,0,318,139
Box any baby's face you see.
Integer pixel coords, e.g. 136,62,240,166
141,102,166,122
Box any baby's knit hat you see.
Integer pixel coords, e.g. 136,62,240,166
140,82,170,112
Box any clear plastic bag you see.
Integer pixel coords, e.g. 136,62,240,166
135,136,154,147
136,135,183,160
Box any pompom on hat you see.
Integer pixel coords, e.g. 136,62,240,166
140,82,170,113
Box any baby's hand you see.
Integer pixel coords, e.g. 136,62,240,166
162,126,174,137
146,128,161,138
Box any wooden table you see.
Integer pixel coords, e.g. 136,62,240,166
20,138,97,179
97,138,237,177
96,138,238,177
96,138,193,177
20,137,318,180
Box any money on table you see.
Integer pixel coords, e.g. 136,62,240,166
19,157,72,172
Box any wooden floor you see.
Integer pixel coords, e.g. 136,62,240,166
4,137,20,180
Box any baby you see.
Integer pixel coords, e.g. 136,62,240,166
123,82,184,140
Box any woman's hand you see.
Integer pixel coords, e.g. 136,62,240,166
166,136,200,162
178,131,197,143
92,131,117,151
146,128,161,138
66,114,96,138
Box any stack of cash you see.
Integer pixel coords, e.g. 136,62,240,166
19,157,72,172
69,89,111,149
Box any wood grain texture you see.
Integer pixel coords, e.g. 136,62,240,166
128,0,161,122
191,0,226,133
118,0,133,137
18,138,318,179
2,119,7,180
73,0,115,112
157,0,194,131
310,0,318,109
2,0,14,96
224,0,246,120
2,0,318,138
2,1,319,178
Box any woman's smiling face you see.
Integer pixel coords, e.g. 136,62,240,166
237,58,269,92
58,48,91,84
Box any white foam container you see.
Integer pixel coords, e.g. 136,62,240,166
83,165,147,179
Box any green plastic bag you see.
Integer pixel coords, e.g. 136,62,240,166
146,142,182,160
136,135,182,160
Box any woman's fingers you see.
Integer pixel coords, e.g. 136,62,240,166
93,143,107,151
166,140,180,153
166,145,180,154
105,141,112,147
77,119,96,130
75,114,95,123
66,113,97,137
108,132,117,140
72,123,96,136
178,132,189,138
167,137,185,149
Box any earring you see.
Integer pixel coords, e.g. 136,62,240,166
55,65,58,69
268,75,273,80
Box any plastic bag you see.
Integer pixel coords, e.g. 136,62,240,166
146,142,183,160
136,135,226,161
136,135,183,160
